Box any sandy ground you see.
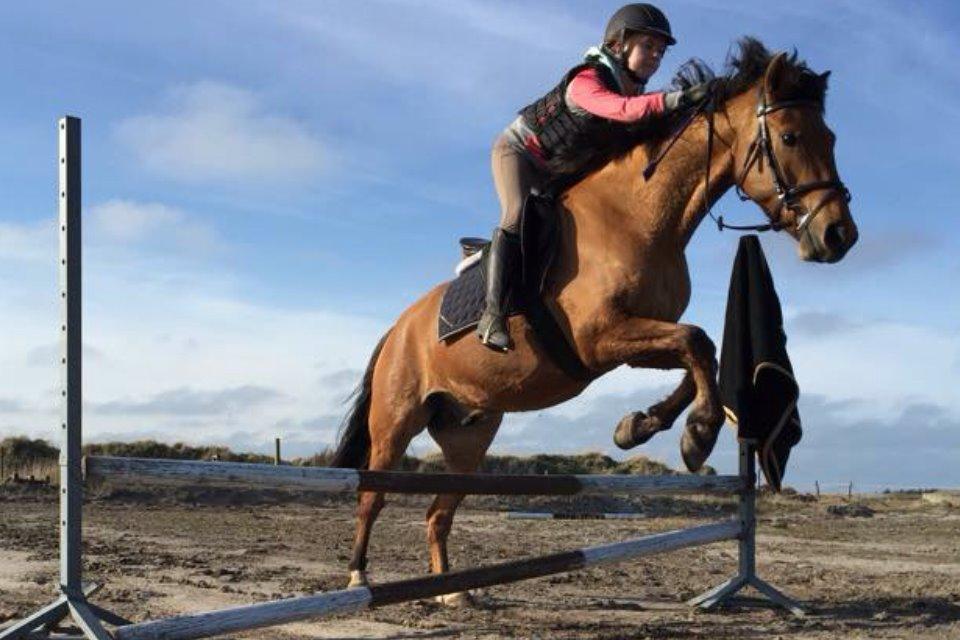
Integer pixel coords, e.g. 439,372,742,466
1,486,959,639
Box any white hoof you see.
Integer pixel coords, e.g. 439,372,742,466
434,591,476,608
347,570,369,588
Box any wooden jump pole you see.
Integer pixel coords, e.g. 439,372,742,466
503,512,647,520
113,519,740,640
83,456,745,496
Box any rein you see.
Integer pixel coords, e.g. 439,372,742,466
643,83,851,234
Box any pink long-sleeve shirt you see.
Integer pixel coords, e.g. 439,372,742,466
567,67,666,121
515,67,666,164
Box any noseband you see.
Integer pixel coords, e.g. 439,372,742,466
644,83,852,234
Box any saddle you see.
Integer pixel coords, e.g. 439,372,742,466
438,193,592,381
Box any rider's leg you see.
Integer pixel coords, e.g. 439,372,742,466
479,135,541,351
490,133,539,234
477,227,519,351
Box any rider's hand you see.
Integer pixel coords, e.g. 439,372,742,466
663,82,711,113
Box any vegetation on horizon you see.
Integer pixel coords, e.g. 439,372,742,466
0,436,715,481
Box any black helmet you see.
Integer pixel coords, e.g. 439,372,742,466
604,3,676,47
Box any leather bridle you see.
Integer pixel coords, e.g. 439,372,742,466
723,84,851,233
644,81,852,235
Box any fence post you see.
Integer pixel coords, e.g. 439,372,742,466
848,482,853,499
814,480,820,499
688,440,805,616
274,438,281,465
59,115,84,595
739,441,757,581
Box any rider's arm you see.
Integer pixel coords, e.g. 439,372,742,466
566,67,665,122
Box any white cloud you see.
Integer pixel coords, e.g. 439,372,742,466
115,81,324,183
0,229,387,453
268,1,591,102
786,316,959,419
90,199,223,253
0,220,55,263
788,311,863,337
92,385,285,416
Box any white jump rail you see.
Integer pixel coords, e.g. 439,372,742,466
83,456,746,496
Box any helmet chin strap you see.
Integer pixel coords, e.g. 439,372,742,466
604,37,647,90
621,65,647,86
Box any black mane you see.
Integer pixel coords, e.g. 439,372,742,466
716,36,827,108
549,37,827,183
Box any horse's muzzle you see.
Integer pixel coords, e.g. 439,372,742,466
801,218,858,263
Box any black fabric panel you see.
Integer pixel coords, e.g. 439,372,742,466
719,235,802,491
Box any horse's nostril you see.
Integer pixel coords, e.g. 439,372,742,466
823,222,846,253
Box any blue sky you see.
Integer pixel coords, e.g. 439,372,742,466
1,1,958,490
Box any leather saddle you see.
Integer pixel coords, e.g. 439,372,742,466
437,193,591,381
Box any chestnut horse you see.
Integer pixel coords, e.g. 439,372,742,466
332,38,858,599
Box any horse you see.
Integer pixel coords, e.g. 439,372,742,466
330,37,859,602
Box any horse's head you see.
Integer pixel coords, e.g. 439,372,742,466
727,50,858,263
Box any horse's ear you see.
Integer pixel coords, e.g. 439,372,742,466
820,70,832,87
762,51,790,99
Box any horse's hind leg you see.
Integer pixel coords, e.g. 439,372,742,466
347,399,428,588
425,411,502,607
614,371,695,449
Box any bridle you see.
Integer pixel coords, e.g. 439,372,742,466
726,84,851,233
644,81,852,235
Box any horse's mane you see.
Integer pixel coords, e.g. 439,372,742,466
552,36,828,183
654,36,827,134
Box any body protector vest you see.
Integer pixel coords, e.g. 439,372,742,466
519,55,640,177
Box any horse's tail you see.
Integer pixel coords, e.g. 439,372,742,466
330,329,392,469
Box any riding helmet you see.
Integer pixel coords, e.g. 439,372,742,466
604,3,677,47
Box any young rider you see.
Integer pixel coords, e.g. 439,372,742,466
478,3,709,351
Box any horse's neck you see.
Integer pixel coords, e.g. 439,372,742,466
572,112,738,249
655,116,738,246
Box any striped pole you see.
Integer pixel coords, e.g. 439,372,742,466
114,519,739,640
503,512,647,520
84,456,745,496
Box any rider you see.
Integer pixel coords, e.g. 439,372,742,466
478,3,709,351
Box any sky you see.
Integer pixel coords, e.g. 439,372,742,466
1,1,958,491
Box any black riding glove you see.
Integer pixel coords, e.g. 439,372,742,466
663,82,711,113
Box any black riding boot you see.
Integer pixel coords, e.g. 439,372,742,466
477,227,519,352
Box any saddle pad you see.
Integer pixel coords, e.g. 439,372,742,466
438,254,521,342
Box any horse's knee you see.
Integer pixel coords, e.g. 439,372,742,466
684,325,716,361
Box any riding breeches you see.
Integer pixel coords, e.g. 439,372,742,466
491,131,547,235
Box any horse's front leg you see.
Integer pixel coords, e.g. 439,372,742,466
613,371,695,449
584,319,724,472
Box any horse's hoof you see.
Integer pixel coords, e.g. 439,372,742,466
347,570,369,589
435,591,477,608
680,415,722,472
614,411,663,449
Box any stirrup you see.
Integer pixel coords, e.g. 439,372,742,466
478,316,510,352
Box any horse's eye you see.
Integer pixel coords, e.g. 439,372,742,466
781,132,798,146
